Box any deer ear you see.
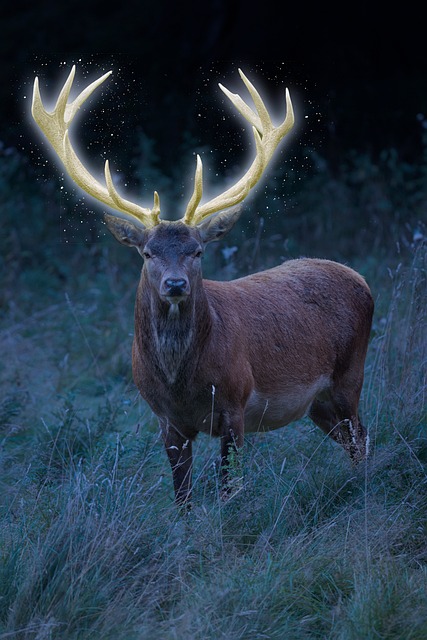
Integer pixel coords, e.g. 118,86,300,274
104,214,147,248
197,206,243,245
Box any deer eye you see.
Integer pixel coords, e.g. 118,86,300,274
142,251,152,260
194,250,203,258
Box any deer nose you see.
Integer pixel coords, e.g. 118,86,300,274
163,278,188,297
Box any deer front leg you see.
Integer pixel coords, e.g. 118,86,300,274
160,420,193,508
219,410,244,500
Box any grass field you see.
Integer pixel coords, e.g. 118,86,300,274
1,144,426,638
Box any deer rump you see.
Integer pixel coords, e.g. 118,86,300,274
132,258,373,444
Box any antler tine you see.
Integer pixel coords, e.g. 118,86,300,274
32,66,160,229
184,154,204,217
183,69,294,226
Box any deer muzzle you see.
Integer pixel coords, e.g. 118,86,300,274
161,277,190,303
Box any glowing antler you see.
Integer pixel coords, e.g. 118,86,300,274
32,65,160,228
183,69,294,226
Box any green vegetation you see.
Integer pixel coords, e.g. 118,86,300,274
1,139,426,639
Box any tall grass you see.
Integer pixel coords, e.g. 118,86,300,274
1,143,426,638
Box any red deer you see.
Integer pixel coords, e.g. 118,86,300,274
32,66,374,507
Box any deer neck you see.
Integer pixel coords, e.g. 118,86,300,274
136,274,212,385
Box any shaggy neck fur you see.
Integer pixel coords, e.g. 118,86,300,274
150,297,195,384
137,272,212,386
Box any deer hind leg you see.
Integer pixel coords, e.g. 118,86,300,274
219,410,244,500
309,376,367,464
160,419,193,508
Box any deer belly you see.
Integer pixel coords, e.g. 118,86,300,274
244,376,331,432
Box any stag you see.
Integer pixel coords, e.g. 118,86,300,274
32,66,374,506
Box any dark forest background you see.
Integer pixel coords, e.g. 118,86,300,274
2,1,427,263
2,1,427,158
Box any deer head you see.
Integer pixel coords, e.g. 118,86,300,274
32,66,294,316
